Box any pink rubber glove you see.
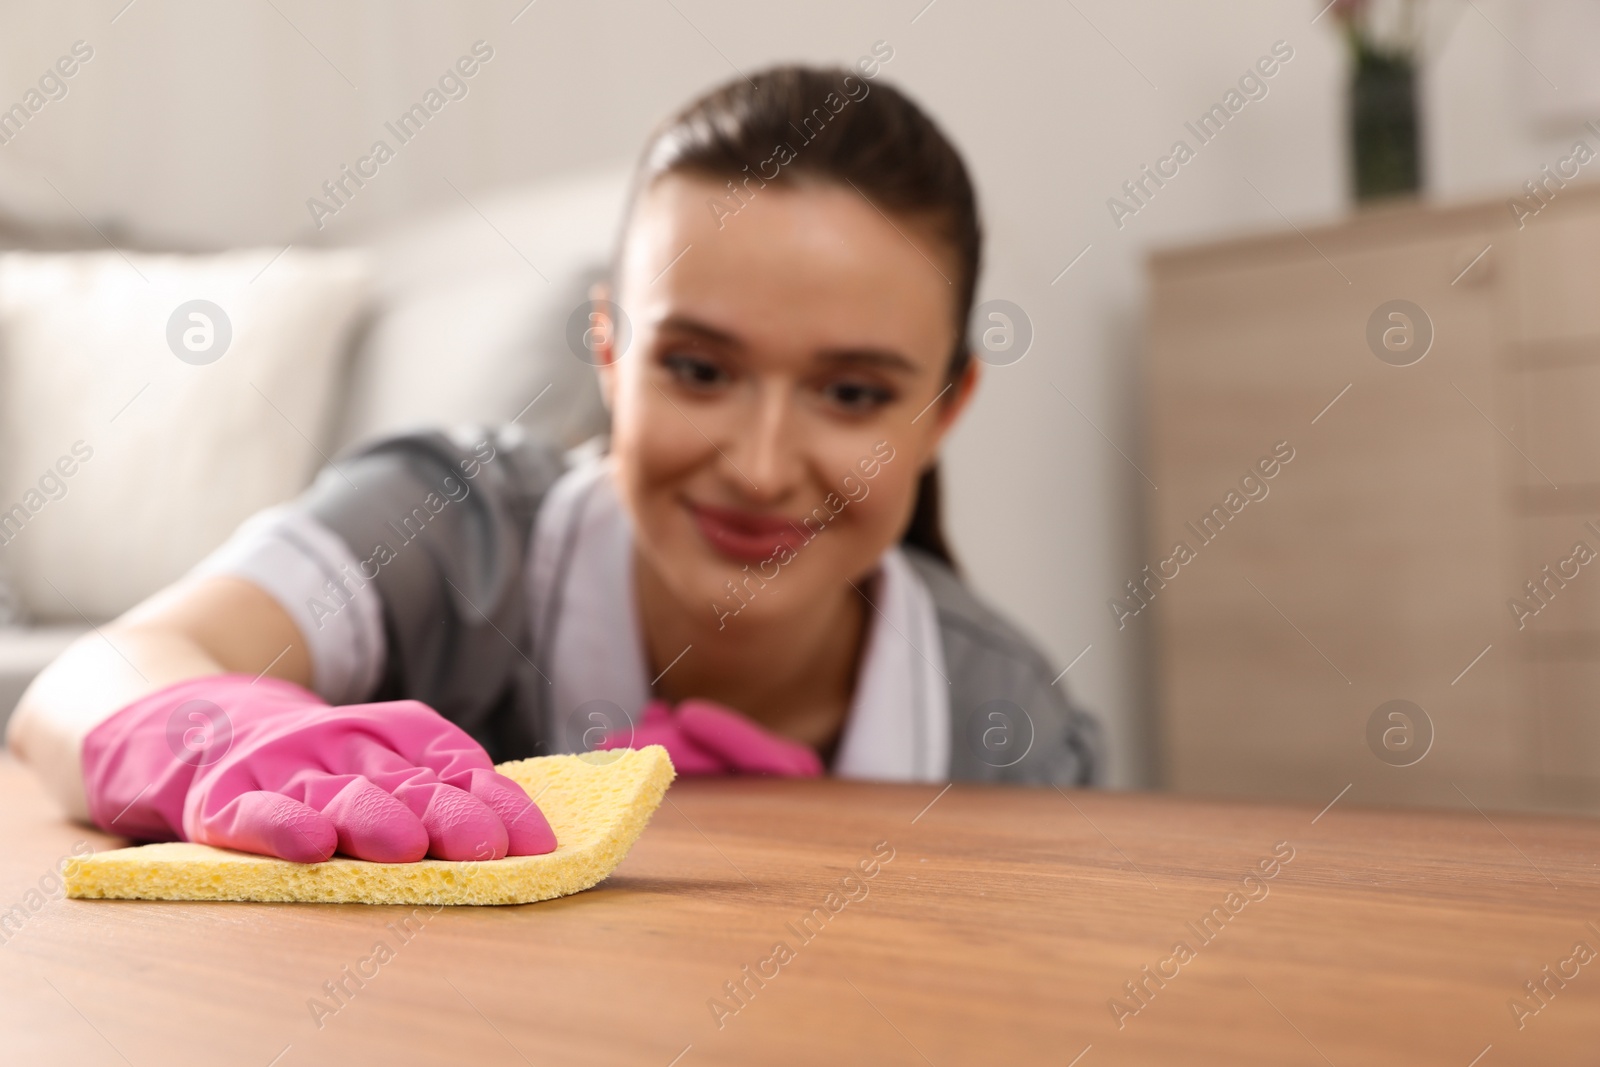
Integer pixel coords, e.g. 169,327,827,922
81,674,557,864
596,699,823,777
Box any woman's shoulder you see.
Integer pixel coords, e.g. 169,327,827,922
338,424,574,496
305,424,587,537
899,545,1058,681
899,545,1102,786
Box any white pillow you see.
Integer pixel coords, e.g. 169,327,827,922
329,166,629,453
0,249,370,622
332,266,610,452
0,558,24,626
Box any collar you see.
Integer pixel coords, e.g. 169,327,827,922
526,455,949,780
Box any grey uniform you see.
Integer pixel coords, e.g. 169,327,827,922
294,425,1101,785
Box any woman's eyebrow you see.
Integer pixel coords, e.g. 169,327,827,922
816,349,920,375
657,315,740,346
656,317,920,375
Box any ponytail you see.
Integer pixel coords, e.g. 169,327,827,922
902,465,958,572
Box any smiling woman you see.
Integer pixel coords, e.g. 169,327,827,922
8,65,1101,868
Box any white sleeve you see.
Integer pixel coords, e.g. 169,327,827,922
188,504,387,705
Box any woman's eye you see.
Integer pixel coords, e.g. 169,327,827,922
823,379,894,413
662,352,728,390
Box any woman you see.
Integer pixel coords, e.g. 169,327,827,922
7,66,1100,866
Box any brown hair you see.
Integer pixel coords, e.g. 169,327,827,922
619,64,981,570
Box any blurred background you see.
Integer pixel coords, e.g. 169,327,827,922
1,0,1595,812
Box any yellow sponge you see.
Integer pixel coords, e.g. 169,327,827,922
64,747,675,906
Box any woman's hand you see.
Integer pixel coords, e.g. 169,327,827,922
81,674,557,863
598,699,823,777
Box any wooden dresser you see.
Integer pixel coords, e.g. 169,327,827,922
1144,183,1600,814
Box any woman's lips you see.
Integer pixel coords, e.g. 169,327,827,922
687,501,808,564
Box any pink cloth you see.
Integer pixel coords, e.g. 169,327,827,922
81,674,556,864
596,699,823,777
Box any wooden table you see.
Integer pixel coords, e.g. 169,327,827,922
3,755,1598,1065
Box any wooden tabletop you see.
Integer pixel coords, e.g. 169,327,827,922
2,755,1598,1066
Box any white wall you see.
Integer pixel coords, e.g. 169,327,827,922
0,0,1581,786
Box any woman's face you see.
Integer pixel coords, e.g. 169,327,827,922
596,171,976,629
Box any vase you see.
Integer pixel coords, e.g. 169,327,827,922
1350,50,1421,202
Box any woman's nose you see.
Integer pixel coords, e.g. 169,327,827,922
726,382,800,504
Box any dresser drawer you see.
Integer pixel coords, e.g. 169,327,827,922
1527,656,1600,780
1511,355,1600,489
1509,514,1600,633
1515,206,1600,342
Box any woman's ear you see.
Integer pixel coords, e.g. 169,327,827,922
588,281,620,413
929,352,981,446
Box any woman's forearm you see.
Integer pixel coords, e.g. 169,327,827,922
6,576,311,820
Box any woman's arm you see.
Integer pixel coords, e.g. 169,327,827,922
6,575,310,819
10,569,556,862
